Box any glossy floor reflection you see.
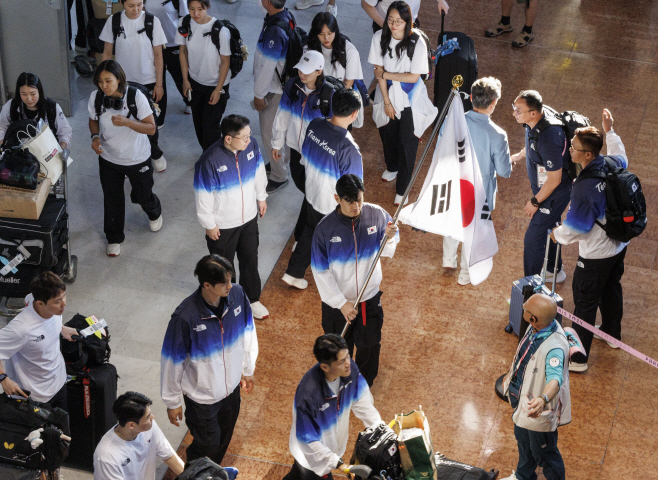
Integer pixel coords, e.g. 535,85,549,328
165,0,658,479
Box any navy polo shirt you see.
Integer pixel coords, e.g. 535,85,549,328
524,121,571,195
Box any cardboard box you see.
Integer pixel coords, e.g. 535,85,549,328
0,177,52,220
91,0,123,19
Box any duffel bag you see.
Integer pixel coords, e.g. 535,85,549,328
352,423,404,480
435,454,499,480
0,393,70,471
60,314,111,375
176,457,233,480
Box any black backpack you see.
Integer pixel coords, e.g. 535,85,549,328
575,156,647,242
318,76,344,117
262,10,308,87
351,424,404,480
178,16,246,79
0,394,70,471
176,457,229,480
8,98,58,139
434,454,498,480
112,11,155,54
60,313,111,375
94,83,160,121
528,106,590,180
407,29,435,82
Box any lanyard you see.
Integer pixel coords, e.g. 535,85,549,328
511,332,536,380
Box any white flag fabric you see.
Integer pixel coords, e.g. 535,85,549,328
398,94,498,285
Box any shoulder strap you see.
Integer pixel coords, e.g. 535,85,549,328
172,0,180,10
139,12,155,44
182,14,191,34
265,16,293,37
126,86,138,119
319,82,334,117
407,31,419,60
112,12,121,43
94,90,104,119
211,19,222,52
44,98,58,133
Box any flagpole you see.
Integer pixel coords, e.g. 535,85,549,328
341,75,464,337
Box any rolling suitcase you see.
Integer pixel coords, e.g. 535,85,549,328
433,12,478,113
64,363,118,471
508,232,563,338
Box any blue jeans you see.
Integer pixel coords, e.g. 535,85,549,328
523,188,571,277
514,425,565,480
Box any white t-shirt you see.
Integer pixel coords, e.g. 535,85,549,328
145,0,188,47
175,17,231,87
99,11,167,85
88,89,152,166
93,420,175,480
321,40,363,82
364,0,422,22
0,295,66,403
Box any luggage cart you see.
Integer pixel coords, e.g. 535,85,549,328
0,149,77,317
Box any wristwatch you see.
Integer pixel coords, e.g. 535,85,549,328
91,133,100,140
540,394,549,404
336,458,344,469
530,196,540,208
0,373,7,383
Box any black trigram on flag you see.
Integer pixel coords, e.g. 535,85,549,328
481,202,492,220
458,139,466,163
430,180,451,215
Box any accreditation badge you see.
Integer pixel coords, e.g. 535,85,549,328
537,164,548,188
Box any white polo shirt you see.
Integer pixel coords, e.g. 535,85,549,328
0,295,66,403
93,420,176,480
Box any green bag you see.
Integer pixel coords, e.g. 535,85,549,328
392,407,437,480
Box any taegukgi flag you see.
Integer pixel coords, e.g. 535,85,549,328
398,94,498,285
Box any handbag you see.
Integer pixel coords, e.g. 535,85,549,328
15,122,66,184
392,407,437,480
0,148,40,190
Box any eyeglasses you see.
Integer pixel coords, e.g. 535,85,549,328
512,104,536,115
231,132,252,142
569,145,590,153
387,17,406,26
522,304,539,324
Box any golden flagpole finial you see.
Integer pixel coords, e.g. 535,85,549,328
452,75,464,90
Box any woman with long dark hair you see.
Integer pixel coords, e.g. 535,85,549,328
88,60,163,257
0,72,72,149
368,0,437,206
307,12,365,128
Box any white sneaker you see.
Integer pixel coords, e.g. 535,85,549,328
107,243,122,257
569,361,588,372
442,259,457,269
149,215,163,232
184,105,192,114
593,325,619,349
325,2,337,16
157,124,164,130
153,156,167,173
381,170,397,182
250,301,270,320
500,473,520,480
457,269,471,286
393,194,408,206
542,268,567,283
295,0,323,9
282,273,308,290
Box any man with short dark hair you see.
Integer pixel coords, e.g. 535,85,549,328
0,272,77,410
550,110,628,373
282,89,364,290
93,391,185,480
311,175,398,386
253,0,294,194
501,293,570,480
161,255,258,466
443,76,511,285
284,334,383,480
194,114,269,320
511,90,572,282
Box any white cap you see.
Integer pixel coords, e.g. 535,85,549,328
294,50,325,75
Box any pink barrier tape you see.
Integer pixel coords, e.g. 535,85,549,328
557,306,658,370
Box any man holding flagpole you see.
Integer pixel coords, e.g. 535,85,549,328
311,174,399,387
443,77,511,285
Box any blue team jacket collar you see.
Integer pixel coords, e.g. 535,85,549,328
311,363,353,400
334,207,361,229
323,119,348,134
194,287,234,321
581,155,605,173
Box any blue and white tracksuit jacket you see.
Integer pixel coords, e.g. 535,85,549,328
289,359,382,476
193,138,267,230
272,77,334,154
302,118,363,215
311,204,399,310
253,9,292,99
553,131,628,259
160,286,258,409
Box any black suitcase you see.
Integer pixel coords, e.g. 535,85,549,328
64,364,118,471
0,196,68,268
0,393,70,471
433,13,478,113
435,454,498,480
0,263,46,299
0,463,41,480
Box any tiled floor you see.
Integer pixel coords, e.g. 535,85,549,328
2,0,656,479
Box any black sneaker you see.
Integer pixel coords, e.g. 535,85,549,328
266,178,289,194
